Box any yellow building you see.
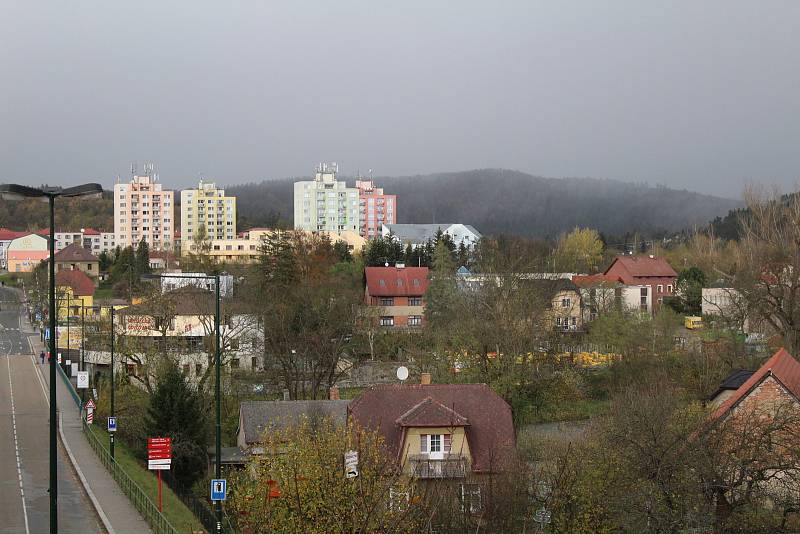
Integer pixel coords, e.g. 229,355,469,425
180,180,237,251
55,270,94,321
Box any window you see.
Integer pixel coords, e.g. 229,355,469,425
420,433,452,458
230,358,240,369
195,363,202,376
182,364,190,376
571,316,577,326
561,298,571,308
408,315,422,326
460,484,482,514
380,297,394,306
667,285,673,293
251,356,259,370
409,297,422,306
657,285,663,293
379,316,394,327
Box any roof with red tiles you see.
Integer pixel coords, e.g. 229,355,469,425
54,243,98,263
711,348,800,421
0,229,28,241
572,274,623,287
604,255,677,278
364,266,429,297
348,383,515,472
55,270,95,296
81,228,101,236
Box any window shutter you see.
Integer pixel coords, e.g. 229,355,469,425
444,434,452,453
420,434,428,453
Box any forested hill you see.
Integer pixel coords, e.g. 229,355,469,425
229,169,741,238
0,191,114,232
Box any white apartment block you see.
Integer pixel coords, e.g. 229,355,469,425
114,173,174,251
180,180,236,251
101,232,116,253
293,163,359,233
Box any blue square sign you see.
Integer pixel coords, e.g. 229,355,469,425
211,479,227,501
108,417,117,432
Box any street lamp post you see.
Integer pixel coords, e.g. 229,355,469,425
143,273,222,532
110,305,115,459
0,183,103,534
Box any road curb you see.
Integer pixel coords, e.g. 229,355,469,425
59,409,116,534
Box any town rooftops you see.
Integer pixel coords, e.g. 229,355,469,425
348,383,515,472
55,270,95,297
237,400,350,445
604,255,677,278
0,229,28,241
711,348,800,421
572,274,623,287
365,266,429,297
54,243,98,263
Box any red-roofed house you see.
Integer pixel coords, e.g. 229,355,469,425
603,255,677,310
0,229,29,269
348,380,515,491
572,273,653,320
364,266,429,328
7,233,49,273
53,243,99,278
55,270,95,320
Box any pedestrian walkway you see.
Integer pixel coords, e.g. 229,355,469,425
25,320,151,534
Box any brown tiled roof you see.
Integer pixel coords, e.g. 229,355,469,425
396,397,469,427
365,266,429,297
55,270,95,297
605,255,677,278
54,243,98,263
711,348,800,421
572,274,623,287
238,400,350,445
348,383,515,473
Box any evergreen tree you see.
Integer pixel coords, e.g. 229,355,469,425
425,240,459,329
332,240,353,263
135,239,151,276
257,231,297,289
146,359,209,488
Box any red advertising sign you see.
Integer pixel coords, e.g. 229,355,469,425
147,437,172,461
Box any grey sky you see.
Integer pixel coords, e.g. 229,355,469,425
1,1,798,196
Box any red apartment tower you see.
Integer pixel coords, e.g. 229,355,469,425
356,180,397,239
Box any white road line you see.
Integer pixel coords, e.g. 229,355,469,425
30,355,49,402
6,355,31,534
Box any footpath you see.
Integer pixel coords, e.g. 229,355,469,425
24,317,151,534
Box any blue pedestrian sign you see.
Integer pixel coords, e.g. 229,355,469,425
44,328,50,340
211,479,227,501
108,417,117,432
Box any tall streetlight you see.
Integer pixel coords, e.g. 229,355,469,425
142,273,222,532
89,304,117,458
0,183,103,534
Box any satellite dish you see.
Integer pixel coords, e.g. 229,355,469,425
396,366,409,381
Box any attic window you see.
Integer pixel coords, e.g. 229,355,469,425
379,279,386,287
397,279,403,287
413,279,420,287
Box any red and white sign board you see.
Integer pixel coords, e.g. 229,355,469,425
148,437,172,470
85,399,96,425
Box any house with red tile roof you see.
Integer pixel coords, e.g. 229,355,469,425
364,266,429,328
55,270,95,320
7,233,49,273
0,229,29,269
572,273,654,320
53,243,99,279
603,255,677,311
348,380,516,482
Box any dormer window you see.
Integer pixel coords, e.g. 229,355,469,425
420,433,451,460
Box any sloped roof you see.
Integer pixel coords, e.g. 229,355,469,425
365,266,429,297
0,229,27,241
81,228,101,236
605,255,677,278
116,286,217,316
396,397,470,427
238,400,350,445
709,369,754,401
711,348,800,421
572,274,623,287
384,224,481,244
54,243,98,263
348,383,515,472
55,270,95,296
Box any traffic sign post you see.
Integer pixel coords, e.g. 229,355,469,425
107,417,117,433
211,479,227,502
533,508,551,532
85,399,96,425
148,437,172,512
344,450,359,479
76,371,89,389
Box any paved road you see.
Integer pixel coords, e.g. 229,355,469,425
0,287,102,533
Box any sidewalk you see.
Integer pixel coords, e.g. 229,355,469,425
26,321,151,534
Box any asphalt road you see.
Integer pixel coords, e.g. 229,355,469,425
0,287,101,533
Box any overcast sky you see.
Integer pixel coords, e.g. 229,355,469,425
1,1,798,196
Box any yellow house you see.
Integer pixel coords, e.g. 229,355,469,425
55,270,94,321
348,380,516,491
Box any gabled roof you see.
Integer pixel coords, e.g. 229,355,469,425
348,383,515,472
711,348,800,421
238,400,350,445
709,369,754,401
55,270,95,297
0,229,27,241
384,224,481,244
365,266,429,297
604,255,677,278
82,228,101,236
396,397,470,427
572,274,623,287
54,243,98,263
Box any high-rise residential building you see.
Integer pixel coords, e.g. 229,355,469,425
293,163,360,233
180,180,237,251
113,167,175,251
356,179,396,239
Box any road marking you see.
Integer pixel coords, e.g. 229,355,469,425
30,355,49,402
6,355,31,534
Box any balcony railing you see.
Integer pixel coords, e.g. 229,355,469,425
408,454,468,479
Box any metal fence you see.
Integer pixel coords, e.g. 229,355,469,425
56,363,180,534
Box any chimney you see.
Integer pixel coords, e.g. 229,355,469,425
282,389,290,401
420,373,432,385
329,386,340,400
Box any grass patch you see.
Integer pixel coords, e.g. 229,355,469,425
86,425,206,533
93,287,115,300
527,398,610,425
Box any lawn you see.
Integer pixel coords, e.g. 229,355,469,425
524,397,610,425
86,425,207,533
93,287,115,300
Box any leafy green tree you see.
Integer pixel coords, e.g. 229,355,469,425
555,227,604,273
135,238,151,276
146,359,209,488
332,240,352,263
671,266,707,314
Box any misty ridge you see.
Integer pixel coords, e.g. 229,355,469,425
230,169,742,238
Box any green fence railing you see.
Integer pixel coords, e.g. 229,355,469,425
56,362,180,534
